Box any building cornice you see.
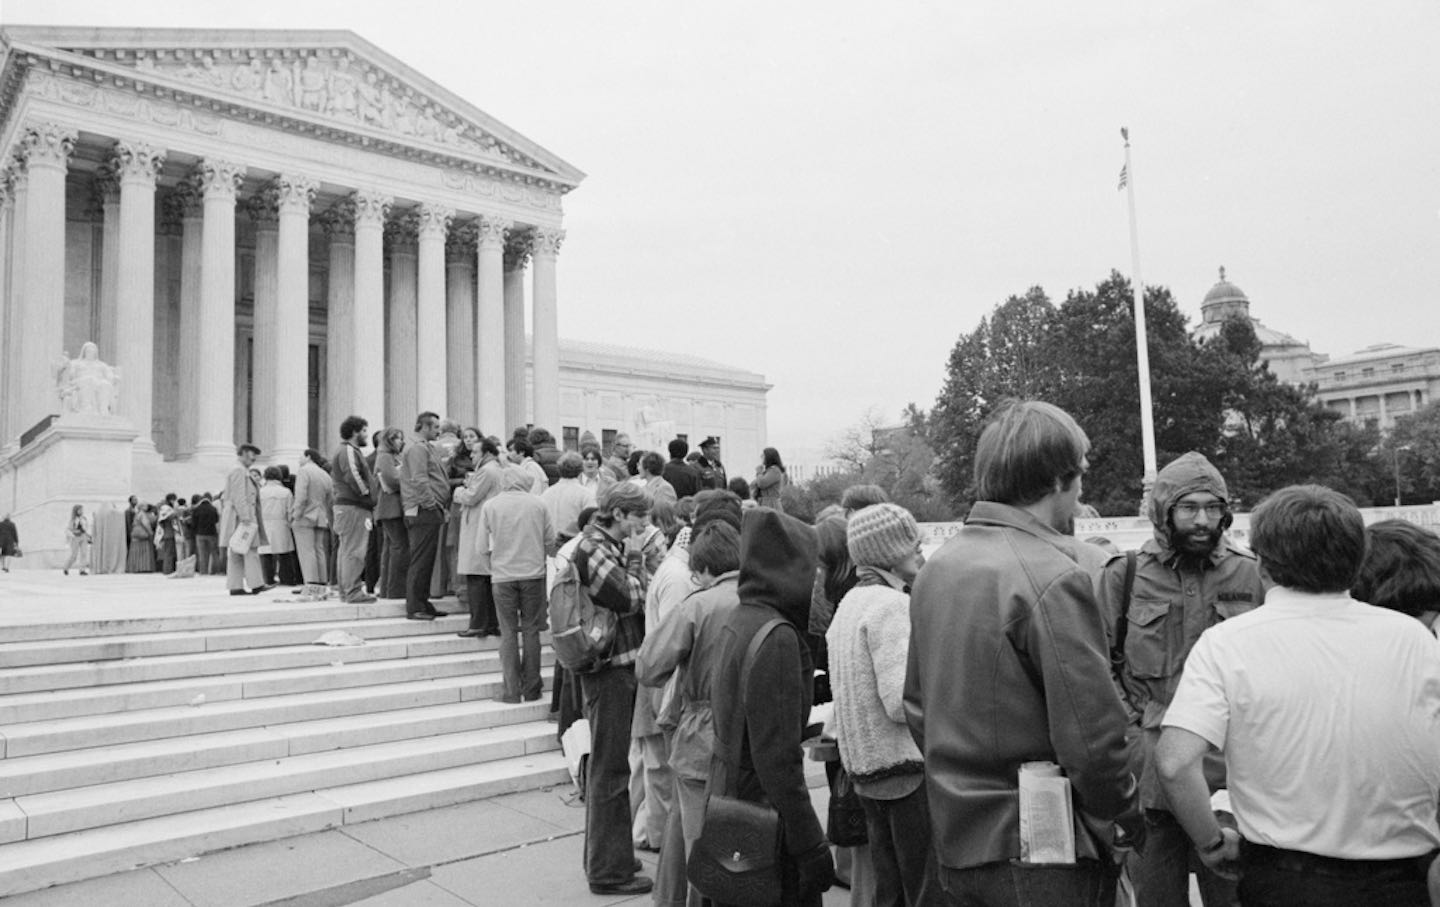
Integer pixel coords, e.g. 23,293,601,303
0,34,582,197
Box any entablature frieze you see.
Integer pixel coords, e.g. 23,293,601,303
13,68,565,225
1,45,579,198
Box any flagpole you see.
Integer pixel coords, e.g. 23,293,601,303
1122,127,1158,508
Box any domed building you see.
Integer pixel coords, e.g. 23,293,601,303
1191,268,1320,385
1190,268,1439,431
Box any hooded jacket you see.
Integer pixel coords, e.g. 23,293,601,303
706,508,827,866
1097,451,1264,809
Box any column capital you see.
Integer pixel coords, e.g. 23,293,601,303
321,200,357,242
193,159,245,201
245,193,279,228
350,189,392,227
504,232,533,272
446,222,477,264
160,186,197,234
475,215,511,250
91,171,121,206
415,203,455,240
384,217,418,254
531,226,565,258
17,121,77,172
110,141,166,186
268,174,318,215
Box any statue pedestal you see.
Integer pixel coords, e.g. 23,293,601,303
0,416,139,569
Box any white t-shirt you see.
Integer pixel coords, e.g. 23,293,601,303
1164,586,1440,859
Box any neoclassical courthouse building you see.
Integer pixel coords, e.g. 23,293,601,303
0,27,768,558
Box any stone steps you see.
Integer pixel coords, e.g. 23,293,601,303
0,751,570,898
0,597,571,898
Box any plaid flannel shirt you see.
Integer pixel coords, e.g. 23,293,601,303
574,524,650,667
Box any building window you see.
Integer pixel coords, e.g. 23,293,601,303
562,426,579,452
602,429,617,457
1393,363,1405,372
1335,371,1346,381
1362,368,1375,379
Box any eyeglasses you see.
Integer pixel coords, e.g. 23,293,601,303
1173,502,1227,520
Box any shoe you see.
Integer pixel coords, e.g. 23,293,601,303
63,569,69,576
251,584,275,595
483,628,502,638
345,594,378,604
590,876,653,896
427,607,448,617
633,858,643,874
523,692,544,702
79,570,88,576
406,612,436,621
229,589,249,596
456,629,483,637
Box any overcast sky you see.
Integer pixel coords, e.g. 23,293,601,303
6,0,1439,465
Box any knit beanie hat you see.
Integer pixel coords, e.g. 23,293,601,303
847,504,920,569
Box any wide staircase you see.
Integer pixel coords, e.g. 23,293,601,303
0,598,568,898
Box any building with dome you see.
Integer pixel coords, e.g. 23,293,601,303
1191,268,1439,431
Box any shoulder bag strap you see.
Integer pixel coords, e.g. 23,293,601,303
1112,550,1137,658
715,618,786,793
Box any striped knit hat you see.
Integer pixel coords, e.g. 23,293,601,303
846,503,920,569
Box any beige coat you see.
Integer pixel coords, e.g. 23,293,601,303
219,465,267,550
453,455,506,575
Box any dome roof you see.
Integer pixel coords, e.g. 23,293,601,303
1202,266,1249,307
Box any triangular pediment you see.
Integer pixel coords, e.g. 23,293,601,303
0,26,583,188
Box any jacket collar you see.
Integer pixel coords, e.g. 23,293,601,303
1141,532,1231,569
965,501,1078,559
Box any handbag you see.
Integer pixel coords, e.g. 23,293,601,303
827,764,868,846
228,522,257,555
687,619,786,907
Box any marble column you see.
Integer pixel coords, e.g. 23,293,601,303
475,216,510,434
95,173,121,356
323,201,356,441
155,193,185,458
247,195,280,453
2,165,26,448
531,227,564,434
111,141,166,454
415,203,454,417
503,235,531,432
0,174,11,446
193,159,245,461
351,191,390,428
273,175,317,463
15,123,76,440
175,186,203,457
445,225,477,426
385,218,419,429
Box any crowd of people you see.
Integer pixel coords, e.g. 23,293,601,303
11,397,1440,907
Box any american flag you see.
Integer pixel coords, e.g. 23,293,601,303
1118,163,1129,191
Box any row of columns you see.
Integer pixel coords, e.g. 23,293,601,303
1,119,564,464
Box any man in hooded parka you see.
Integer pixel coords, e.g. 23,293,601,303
1098,451,1265,907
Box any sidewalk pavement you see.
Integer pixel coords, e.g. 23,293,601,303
1,783,850,907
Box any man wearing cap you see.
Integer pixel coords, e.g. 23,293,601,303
1098,451,1264,907
696,436,727,490
828,503,932,906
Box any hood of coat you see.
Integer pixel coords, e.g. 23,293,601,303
737,508,818,628
1149,451,1228,542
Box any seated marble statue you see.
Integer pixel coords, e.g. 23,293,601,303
57,342,121,416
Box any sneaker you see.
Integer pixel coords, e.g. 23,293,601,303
346,594,378,604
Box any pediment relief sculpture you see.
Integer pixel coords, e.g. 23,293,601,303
62,45,547,173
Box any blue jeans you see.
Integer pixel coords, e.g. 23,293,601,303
580,664,639,886
493,577,547,700
1133,809,1238,907
937,859,1117,907
1238,842,1431,907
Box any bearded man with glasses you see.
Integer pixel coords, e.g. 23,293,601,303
1097,451,1266,907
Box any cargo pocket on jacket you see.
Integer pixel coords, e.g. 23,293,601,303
1124,599,1171,679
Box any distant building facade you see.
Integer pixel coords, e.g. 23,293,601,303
1191,268,1437,431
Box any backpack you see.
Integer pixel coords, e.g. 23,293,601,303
548,546,617,673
